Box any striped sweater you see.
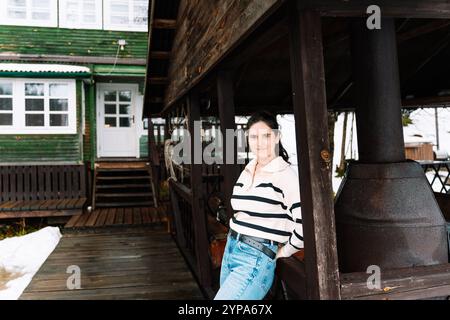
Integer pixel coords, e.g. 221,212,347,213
229,156,303,258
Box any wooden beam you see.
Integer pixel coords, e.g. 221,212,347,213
341,263,450,300
398,20,450,42
0,209,82,219
402,95,450,107
288,6,340,299
150,51,171,59
328,20,450,109
223,14,289,70
404,31,450,85
149,77,169,85
299,0,450,18
150,97,164,104
164,0,284,109
152,18,177,29
188,93,213,288
217,70,240,220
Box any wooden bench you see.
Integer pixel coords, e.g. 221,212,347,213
0,165,87,219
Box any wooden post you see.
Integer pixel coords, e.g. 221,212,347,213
147,117,161,203
217,70,240,220
87,79,96,170
169,184,186,248
187,93,212,288
288,6,341,299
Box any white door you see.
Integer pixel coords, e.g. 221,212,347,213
97,84,138,158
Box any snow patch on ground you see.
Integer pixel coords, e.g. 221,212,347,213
0,227,62,300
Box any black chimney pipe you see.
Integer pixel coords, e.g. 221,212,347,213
352,19,405,163
335,18,448,273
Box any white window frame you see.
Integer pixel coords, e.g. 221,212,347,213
0,81,14,127
1,0,58,28
59,0,103,30
103,0,148,32
0,78,77,135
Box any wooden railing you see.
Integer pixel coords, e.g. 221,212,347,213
0,164,87,218
420,160,450,194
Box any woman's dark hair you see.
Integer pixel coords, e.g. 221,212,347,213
247,111,291,164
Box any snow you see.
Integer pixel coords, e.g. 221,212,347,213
276,107,450,193
0,63,90,74
404,108,450,154
0,227,62,300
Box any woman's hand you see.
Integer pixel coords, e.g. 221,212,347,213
275,245,289,260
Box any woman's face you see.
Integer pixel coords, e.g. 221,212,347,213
247,121,280,161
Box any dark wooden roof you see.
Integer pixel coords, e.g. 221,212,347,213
143,0,180,117
144,0,450,117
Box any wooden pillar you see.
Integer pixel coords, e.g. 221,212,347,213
217,70,240,220
87,79,96,170
288,6,340,299
148,118,160,167
169,183,186,248
187,93,212,288
147,117,161,202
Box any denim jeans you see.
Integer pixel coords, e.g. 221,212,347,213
214,232,278,300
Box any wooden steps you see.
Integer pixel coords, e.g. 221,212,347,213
92,162,158,209
96,184,152,189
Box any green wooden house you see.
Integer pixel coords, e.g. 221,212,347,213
0,0,159,218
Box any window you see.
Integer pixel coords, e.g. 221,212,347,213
59,0,102,30
0,79,76,134
104,0,148,32
103,90,133,128
1,0,57,27
0,82,13,127
0,0,149,32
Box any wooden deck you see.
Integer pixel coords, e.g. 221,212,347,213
20,227,204,300
65,203,171,230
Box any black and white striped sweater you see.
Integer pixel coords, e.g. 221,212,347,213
229,156,303,258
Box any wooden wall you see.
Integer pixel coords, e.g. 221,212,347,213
0,26,148,59
165,0,283,107
0,81,84,163
405,143,434,161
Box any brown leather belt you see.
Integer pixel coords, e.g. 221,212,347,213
229,229,277,260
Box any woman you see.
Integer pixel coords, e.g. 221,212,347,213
214,111,303,300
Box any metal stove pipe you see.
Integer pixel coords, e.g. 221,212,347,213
335,18,448,273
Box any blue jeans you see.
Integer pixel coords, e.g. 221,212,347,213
214,232,278,300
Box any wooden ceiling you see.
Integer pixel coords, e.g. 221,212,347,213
144,1,450,117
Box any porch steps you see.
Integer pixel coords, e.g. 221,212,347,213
92,162,158,209
96,176,150,180
93,201,154,207
96,184,152,189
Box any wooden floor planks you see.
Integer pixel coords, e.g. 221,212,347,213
65,203,171,230
20,227,203,300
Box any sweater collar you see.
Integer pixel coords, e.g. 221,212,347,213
245,156,290,175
